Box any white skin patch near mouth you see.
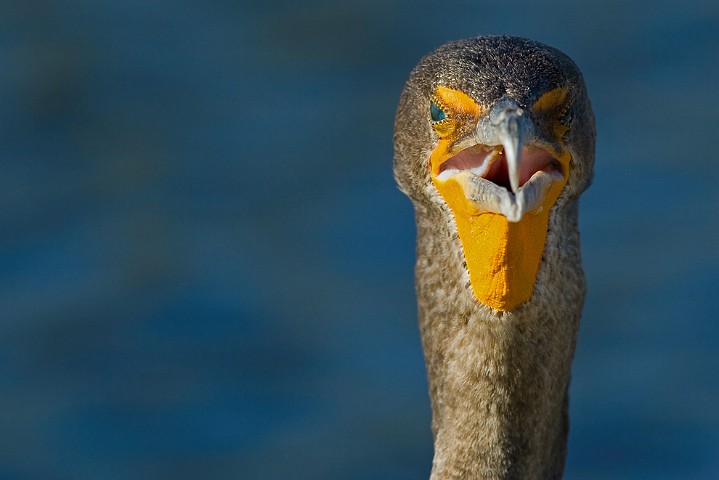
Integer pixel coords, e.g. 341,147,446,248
456,170,559,222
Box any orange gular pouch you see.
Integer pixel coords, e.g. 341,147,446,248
432,170,564,311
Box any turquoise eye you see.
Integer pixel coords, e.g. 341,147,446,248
430,103,446,122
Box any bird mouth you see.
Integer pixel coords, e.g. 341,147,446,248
437,144,562,187
433,143,565,222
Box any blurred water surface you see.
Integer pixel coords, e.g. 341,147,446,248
1,1,718,479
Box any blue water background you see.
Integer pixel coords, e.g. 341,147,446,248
1,1,718,478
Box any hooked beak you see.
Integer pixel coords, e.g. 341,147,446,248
480,98,534,194
433,96,565,222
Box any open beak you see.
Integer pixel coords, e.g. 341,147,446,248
433,97,566,222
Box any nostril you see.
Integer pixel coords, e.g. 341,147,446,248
489,97,524,124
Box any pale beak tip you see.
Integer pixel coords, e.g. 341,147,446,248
509,175,520,194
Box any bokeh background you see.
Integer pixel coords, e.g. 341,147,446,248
2,1,718,478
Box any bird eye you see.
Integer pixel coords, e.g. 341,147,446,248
430,102,446,122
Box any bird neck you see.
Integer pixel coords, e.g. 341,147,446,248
414,207,583,480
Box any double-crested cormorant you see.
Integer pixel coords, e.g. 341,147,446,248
393,36,595,479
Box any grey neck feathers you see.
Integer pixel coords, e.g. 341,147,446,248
414,203,585,480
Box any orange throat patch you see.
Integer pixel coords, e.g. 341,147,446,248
432,174,561,311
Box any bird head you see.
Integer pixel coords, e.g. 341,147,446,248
394,36,595,311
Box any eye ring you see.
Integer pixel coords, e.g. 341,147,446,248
430,102,447,123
